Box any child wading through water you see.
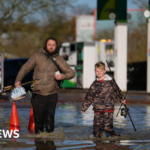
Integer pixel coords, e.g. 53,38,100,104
81,61,126,138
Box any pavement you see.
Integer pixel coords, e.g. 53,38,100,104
58,88,150,95
1,89,150,104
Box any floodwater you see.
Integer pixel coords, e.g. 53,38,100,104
0,92,150,149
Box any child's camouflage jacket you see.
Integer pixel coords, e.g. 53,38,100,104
81,74,125,112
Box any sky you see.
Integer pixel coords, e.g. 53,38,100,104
73,0,139,9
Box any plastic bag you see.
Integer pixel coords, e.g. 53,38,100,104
11,86,26,100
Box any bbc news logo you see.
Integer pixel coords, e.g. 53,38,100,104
0,130,19,138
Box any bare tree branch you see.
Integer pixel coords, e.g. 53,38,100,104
0,0,74,25
130,0,148,9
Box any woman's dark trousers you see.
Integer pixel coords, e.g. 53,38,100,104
31,93,58,134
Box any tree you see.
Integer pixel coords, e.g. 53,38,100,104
0,0,75,57
1,15,76,58
0,0,73,26
127,7,147,63
69,4,93,17
130,0,148,8
96,29,114,40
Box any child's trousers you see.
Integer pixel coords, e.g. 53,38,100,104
93,112,118,138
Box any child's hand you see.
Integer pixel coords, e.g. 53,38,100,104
81,111,86,114
121,99,126,104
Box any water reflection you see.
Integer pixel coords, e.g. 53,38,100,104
35,139,56,150
92,141,131,150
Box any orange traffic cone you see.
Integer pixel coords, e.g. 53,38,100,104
28,105,35,131
9,101,20,133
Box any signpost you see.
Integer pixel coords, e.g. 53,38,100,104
97,0,127,91
97,0,116,20
115,0,127,22
76,15,94,42
146,0,150,92
0,54,4,93
114,0,127,91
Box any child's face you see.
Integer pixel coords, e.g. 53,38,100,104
95,68,106,78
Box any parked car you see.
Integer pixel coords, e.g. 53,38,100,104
4,58,33,90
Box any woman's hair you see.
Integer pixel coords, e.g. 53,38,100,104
95,61,105,70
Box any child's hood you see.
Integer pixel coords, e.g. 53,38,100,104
96,74,112,81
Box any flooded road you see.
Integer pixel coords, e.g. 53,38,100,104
0,92,150,149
